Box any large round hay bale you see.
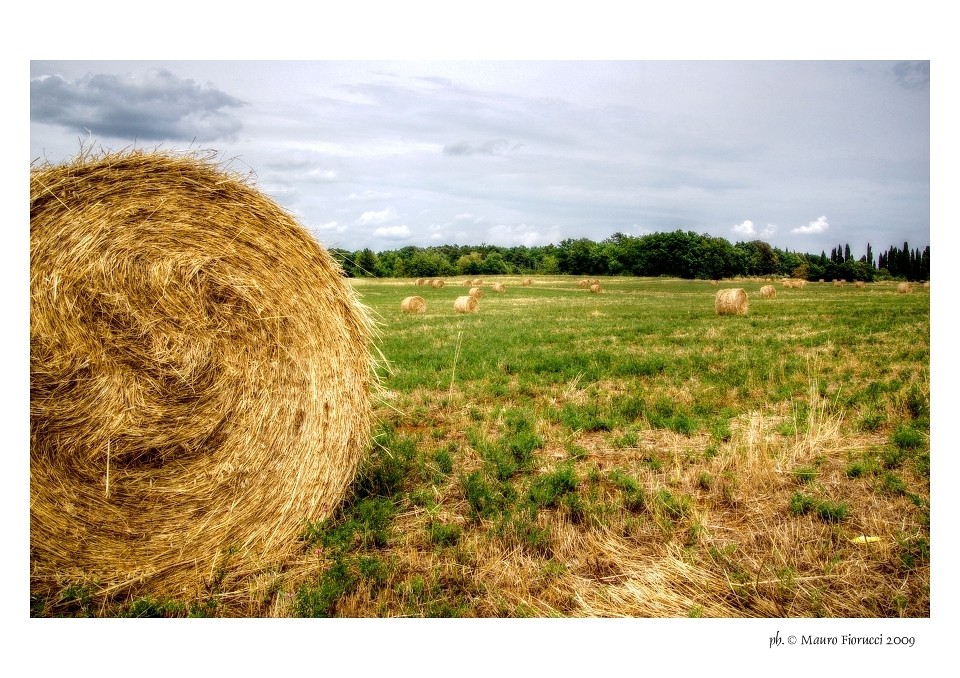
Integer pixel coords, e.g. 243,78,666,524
522,278,532,286
492,282,506,293
897,282,912,294
759,284,776,298
715,288,749,315
431,279,445,289
401,296,427,313
469,286,484,299
30,150,375,605
454,295,479,313
589,283,601,293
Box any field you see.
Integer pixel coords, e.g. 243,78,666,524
274,275,930,618
41,276,930,617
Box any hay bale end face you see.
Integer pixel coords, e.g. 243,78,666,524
492,282,506,293
715,288,749,315
468,286,484,299
589,283,601,293
30,150,375,603
401,296,426,313
760,284,776,298
454,295,479,313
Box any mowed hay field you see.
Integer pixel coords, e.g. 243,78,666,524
40,275,930,617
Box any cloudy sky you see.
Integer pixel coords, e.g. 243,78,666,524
30,60,929,258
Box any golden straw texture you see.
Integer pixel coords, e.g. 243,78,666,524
454,295,479,313
30,150,375,603
401,296,426,313
715,288,749,315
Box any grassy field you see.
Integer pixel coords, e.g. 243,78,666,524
41,275,930,617
274,275,930,618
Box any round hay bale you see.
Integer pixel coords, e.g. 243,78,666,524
415,278,426,286
454,295,479,313
759,284,776,298
522,278,532,286
589,283,601,293
855,280,865,288
715,288,749,315
30,150,375,604
578,279,589,288
897,282,912,294
431,279,445,289
469,286,484,299
492,282,506,293
471,278,483,286
401,296,427,313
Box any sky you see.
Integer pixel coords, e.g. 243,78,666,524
29,59,930,259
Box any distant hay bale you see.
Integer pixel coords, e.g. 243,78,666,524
589,283,601,293
431,279,445,289
834,279,845,286
454,295,479,313
855,280,865,288
782,280,794,289
468,286,484,299
759,285,776,298
471,278,483,286
796,280,808,288
923,281,930,289
578,279,590,288
492,282,506,293
29,150,375,604
401,296,427,314
897,282,912,294
522,278,532,286
715,288,749,315
415,278,426,286
710,280,718,285
819,278,825,284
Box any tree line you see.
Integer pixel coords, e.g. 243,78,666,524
330,230,930,282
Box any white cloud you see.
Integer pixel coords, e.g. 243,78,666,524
791,216,830,235
731,219,777,239
358,207,398,225
373,224,410,238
